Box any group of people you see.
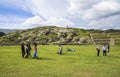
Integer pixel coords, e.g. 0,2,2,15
58,45,75,55
66,48,75,52
21,43,110,58
96,44,110,56
21,43,38,59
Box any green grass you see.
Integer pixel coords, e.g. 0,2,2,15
0,45,120,77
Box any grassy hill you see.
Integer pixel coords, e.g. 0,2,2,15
0,26,120,45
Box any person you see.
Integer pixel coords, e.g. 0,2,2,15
66,48,75,52
107,45,110,53
28,43,32,57
66,47,70,52
59,45,63,55
33,43,38,59
71,48,75,52
25,44,29,58
96,44,100,56
21,43,25,58
102,45,107,56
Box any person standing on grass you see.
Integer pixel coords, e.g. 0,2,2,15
102,45,107,56
33,43,38,59
25,44,29,58
96,44,100,56
59,45,63,55
28,43,32,57
21,43,25,58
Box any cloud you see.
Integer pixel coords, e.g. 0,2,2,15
88,14,120,29
0,14,27,29
20,16,74,29
68,0,120,29
44,17,74,27
21,16,44,28
0,0,120,29
25,0,69,19
83,0,120,20
68,0,100,14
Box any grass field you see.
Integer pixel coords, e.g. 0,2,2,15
0,45,120,77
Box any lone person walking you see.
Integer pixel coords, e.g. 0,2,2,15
96,44,100,56
59,45,63,55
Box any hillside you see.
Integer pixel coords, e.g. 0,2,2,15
0,26,120,45
0,32,6,37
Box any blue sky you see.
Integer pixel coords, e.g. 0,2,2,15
0,0,120,29
0,5,33,17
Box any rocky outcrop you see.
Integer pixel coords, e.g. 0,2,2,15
0,26,91,45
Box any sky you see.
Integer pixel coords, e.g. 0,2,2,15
0,0,120,29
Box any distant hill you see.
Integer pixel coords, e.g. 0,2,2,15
0,26,120,45
0,29,18,33
0,32,6,37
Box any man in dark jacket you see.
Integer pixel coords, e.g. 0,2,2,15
28,43,32,57
21,43,25,58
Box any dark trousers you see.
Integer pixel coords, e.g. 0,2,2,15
59,50,62,55
103,50,107,56
25,50,29,58
22,51,25,58
108,49,110,53
97,50,100,56
29,51,31,57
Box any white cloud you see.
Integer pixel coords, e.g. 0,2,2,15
84,0,120,20
0,14,27,29
25,0,69,19
89,14,120,29
20,16,74,29
44,17,74,27
68,0,100,14
0,15,26,23
17,0,74,29
0,0,120,29
21,16,43,29
68,0,120,29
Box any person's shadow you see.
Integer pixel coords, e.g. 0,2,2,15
33,57,54,60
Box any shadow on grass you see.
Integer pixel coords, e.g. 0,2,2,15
23,56,54,60
56,52,67,55
107,55,120,58
33,57,54,60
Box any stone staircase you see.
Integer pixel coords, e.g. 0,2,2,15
90,33,120,45
90,34,110,45
108,33,120,45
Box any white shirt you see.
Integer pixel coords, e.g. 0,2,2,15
59,46,62,51
102,46,106,51
97,45,100,50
